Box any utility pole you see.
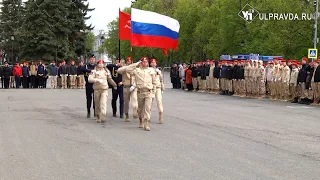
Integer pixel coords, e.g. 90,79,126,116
314,0,319,53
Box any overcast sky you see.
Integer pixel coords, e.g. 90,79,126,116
86,0,132,34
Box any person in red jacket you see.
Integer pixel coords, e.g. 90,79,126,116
185,64,193,91
13,63,22,89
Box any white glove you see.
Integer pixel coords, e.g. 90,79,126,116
114,86,117,90
156,69,161,73
151,93,155,98
98,79,104,84
130,86,135,92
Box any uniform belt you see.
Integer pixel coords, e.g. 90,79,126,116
137,89,151,93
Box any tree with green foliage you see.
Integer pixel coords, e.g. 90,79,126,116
104,0,318,64
18,0,93,62
0,0,24,62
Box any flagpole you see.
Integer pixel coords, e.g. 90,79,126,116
118,8,121,60
130,3,133,58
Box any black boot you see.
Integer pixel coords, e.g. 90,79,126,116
87,109,90,118
291,97,298,103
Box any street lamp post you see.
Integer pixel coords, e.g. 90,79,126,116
10,35,14,63
100,36,105,60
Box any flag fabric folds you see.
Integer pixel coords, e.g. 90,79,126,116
119,10,131,40
130,8,180,50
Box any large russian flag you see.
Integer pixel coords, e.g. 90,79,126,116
131,8,180,50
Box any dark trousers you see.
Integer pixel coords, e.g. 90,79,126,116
22,76,29,88
44,77,47,88
1,79,3,88
38,76,44,88
3,78,9,89
112,86,124,116
86,85,95,110
187,83,193,91
30,75,36,88
15,76,21,88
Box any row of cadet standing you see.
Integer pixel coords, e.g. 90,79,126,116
179,57,320,105
0,60,92,89
84,55,165,131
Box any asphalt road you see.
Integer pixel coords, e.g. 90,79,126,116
0,85,320,180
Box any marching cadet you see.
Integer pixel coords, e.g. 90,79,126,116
281,60,291,101
213,60,220,93
83,54,96,118
50,61,58,89
297,57,309,104
59,60,68,89
107,58,124,118
117,57,156,131
290,63,300,103
149,58,165,124
312,60,320,104
88,60,117,123
117,56,138,122
77,61,85,89
68,60,78,89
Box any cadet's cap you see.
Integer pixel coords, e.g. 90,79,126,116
302,57,308,61
97,60,104,64
149,58,157,63
141,57,148,61
88,54,95,58
126,56,132,61
281,60,286,63
314,60,319,63
273,57,278,60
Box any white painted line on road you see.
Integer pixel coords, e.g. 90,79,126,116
286,106,314,109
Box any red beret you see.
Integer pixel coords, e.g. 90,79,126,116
273,57,278,60
97,60,104,64
141,57,148,61
302,57,308,61
149,58,157,63
126,56,132,61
